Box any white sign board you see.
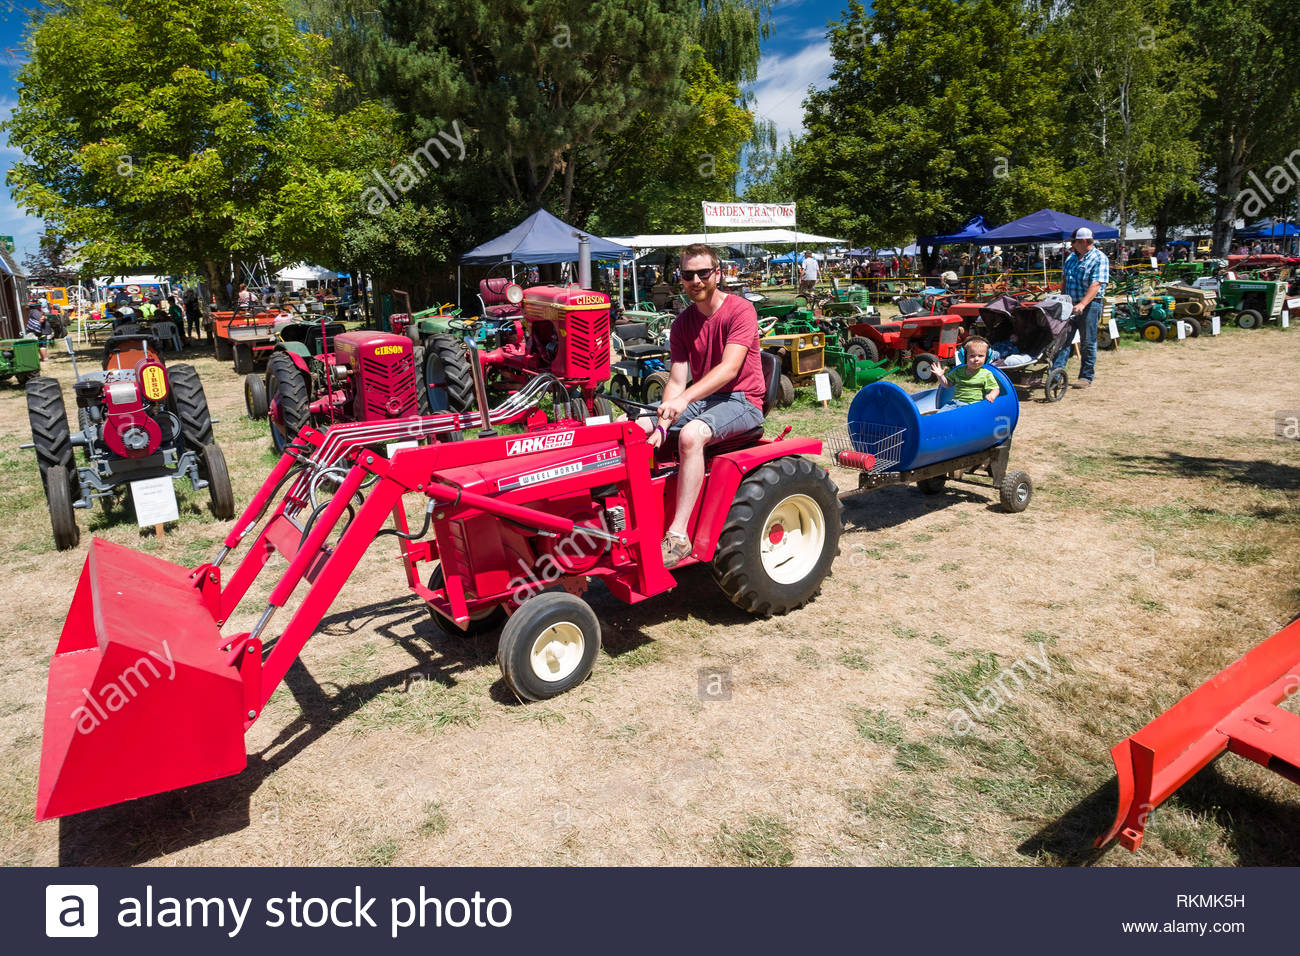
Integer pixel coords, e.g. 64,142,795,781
1211,315,1221,335
814,371,832,402
701,201,796,228
1283,311,1291,329
131,477,179,527
1072,330,1081,345
1108,319,1120,340
1175,320,1186,340
1150,257,1159,269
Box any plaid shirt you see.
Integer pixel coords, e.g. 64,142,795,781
1063,246,1109,303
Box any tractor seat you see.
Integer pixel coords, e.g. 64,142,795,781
615,321,650,342
102,334,161,366
623,344,668,359
872,322,902,334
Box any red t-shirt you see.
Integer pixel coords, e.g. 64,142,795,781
669,294,766,411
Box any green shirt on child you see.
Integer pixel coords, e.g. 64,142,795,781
947,365,997,405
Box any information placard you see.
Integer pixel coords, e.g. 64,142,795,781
814,371,832,402
1108,319,1120,340
1211,314,1221,335
130,477,179,527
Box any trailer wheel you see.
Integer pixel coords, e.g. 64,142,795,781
200,443,235,519
244,373,269,419
712,456,841,617
168,364,215,447
1236,309,1262,330
427,566,507,637
1140,321,1165,342
642,370,671,404
917,474,947,495
1044,368,1068,402
214,336,233,361
423,334,475,412
999,470,1033,513
777,374,795,407
26,376,74,483
497,591,600,701
44,464,80,551
268,351,311,451
847,336,879,362
912,352,941,382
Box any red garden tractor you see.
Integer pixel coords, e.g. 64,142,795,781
246,322,428,451
33,336,842,820
25,334,234,550
847,312,964,382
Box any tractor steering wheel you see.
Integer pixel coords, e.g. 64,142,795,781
598,390,657,418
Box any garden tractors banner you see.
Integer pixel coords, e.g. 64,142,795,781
701,202,797,228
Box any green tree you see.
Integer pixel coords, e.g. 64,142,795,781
3,0,394,304
793,0,1072,246
1059,0,1204,243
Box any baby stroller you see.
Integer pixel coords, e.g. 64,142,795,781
976,293,1074,402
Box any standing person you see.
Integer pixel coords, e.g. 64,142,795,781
799,251,819,294
183,289,204,343
237,282,254,309
165,295,186,345
1051,227,1109,389
639,244,766,568
26,301,50,361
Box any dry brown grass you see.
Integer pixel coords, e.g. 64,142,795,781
2,327,1299,867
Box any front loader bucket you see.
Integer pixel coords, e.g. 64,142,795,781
36,538,247,820
1097,617,1300,851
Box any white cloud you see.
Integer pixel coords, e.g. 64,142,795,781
748,42,833,141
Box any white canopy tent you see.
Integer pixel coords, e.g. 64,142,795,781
275,263,338,290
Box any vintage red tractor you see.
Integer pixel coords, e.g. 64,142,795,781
847,312,964,382
33,334,841,819
245,323,428,450
25,333,234,550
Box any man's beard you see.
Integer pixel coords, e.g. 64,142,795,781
688,283,712,302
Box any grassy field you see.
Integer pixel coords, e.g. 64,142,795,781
1,322,1298,867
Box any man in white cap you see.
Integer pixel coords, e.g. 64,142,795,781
1052,226,1109,388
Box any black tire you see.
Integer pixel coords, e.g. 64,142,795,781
45,463,80,551
267,351,311,451
777,374,796,407
710,456,842,617
1180,316,1202,339
999,469,1033,513
423,334,474,412
1097,323,1115,350
588,394,614,420
232,343,254,374
15,370,36,386
427,565,507,636
1045,368,1068,402
244,373,269,419
642,370,671,404
847,336,879,362
214,335,233,361
917,474,947,495
609,373,635,402
913,351,941,382
1139,321,1166,342
1236,309,1262,330
414,345,431,414
825,366,843,400
26,376,73,482
200,443,235,519
168,364,215,447
497,590,600,701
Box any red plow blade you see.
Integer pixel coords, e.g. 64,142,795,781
1098,617,1300,851
36,538,248,820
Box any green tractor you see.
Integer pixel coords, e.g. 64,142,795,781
1214,278,1289,329
0,337,42,386
758,302,891,390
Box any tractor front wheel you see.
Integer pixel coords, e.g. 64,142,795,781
268,351,311,451
847,336,879,362
912,352,941,382
1180,316,1202,339
244,373,269,419
825,367,843,400
427,566,507,637
642,370,671,404
711,456,841,617
26,376,73,483
45,464,80,551
917,474,947,495
497,591,601,701
1140,321,1166,342
1097,323,1115,350
200,443,235,519
168,364,215,447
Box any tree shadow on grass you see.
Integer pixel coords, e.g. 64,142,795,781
1110,451,1300,493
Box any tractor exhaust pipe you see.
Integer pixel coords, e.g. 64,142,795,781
577,233,592,290
465,343,495,437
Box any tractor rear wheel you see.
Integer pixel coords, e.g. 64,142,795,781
232,343,254,374
427,566,507,637
777,374,795,407
1180,316,1202,338
214,335,233,361
642,370,671,404
200,443,235,519
423,335,474,412
1140,321,1166,342
497,590,600,701
414,345,431,414
711,456,841,617
912,352,941,382
999,470,1033,513
44,464,80,551
244,373,269,419
26,376,73,482
168,364,215,447
847,336,879,362
268,351,311,451
1236,309,1262,330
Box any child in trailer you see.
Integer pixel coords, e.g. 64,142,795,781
928,337,1000,410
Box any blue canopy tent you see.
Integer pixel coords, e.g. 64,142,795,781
918,215,992,247
1238,219,1300,239
458,208,635,307
979,209,1119,244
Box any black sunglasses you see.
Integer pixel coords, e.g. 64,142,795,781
680,267,715,281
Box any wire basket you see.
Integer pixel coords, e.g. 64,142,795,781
822,422,906,474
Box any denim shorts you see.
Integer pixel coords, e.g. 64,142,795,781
669,391,764,441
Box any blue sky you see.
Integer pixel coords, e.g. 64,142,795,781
0,0,844,263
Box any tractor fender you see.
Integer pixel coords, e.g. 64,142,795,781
690,438,824,562
279,342,312,364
